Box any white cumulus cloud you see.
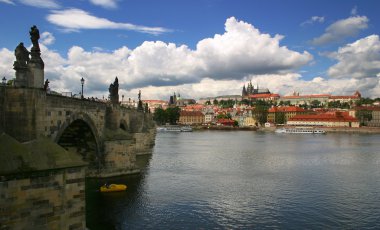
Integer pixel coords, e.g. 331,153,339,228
0,0,15,5
46,8,172,35
311,15,368,45
4,17,378,99
195,17,312,78
301,16,325,26
327,35,380,79
19,0,59,9
89,0,118,9
40,32,55,46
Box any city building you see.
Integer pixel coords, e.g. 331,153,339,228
178,111,204,125
267,106,309,124
198,95,242,104
328,91,361,103
287,111,359,127
176,99,197,107
204,111,215,124
217,118,235,126
350,106,380,127
279,92,330,106
248,93,280,102
142,100,168,113
279,91,361,106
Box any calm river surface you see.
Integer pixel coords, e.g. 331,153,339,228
87,131,380,229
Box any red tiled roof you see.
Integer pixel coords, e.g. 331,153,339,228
282,94,330,99
288,112,358,122
185,104,205,109
268,106,306,113
180,111,204,116
217,119,235,125
142,100,167,103
249,94,280,99
354,106,380,111
329,96,360,99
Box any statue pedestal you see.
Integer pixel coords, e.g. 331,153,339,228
28,61,44,88
13,62,29,87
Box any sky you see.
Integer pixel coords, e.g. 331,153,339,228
0,0,380,101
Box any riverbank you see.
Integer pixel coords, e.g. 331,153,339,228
193,125,258,131
173,125,380,133
321,126,380,133
260,126,380,134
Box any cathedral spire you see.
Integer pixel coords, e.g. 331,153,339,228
242,84,247,97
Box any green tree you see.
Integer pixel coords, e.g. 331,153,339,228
153,108,166,125
213,99,219,105
310,100,321,108
253,105,269,125
275,112,286,124
217,113,231,119
166,107,181,125
283,100,291,106
356,97,374,106
356,109,372,126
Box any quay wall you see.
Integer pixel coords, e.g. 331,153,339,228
0,167,86,230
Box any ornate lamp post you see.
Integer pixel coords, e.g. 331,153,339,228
80,77,85,99
2,77,6,85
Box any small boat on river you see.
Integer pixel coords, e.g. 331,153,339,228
100,184,127,192
156,125,193,132
275,127,325,134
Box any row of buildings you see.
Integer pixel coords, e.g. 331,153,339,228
139,84,380,128
176,105,372,128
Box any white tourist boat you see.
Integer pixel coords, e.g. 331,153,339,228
275,127,325,134
156,125,193,132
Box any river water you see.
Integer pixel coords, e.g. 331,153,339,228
86,131,380,229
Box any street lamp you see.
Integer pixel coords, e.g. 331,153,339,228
80,77,85,99
122,95,124,103
2,77,6,85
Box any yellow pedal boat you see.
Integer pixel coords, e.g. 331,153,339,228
100,184,127,192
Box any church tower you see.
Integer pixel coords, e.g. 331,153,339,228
242,85,247,97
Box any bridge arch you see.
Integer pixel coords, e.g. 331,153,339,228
55,112,102,169
119,119,129,132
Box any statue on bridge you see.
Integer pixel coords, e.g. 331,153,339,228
29,25,40,49
109,77,119,104
14,25,44,88
137,90,144,111
14,42,30,68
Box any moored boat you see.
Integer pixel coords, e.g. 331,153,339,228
156,125,193,132
180,126,193,132
275,127,325,134
100,184,127,192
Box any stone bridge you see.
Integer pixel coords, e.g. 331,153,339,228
0,87,156,177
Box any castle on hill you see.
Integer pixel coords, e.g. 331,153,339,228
242,80,270,97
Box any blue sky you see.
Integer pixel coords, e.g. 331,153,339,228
1,0,380,100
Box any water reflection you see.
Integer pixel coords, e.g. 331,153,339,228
86,154,152,230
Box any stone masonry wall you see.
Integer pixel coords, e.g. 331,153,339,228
0,167,86,230
133,128,156,155
91,139,139,177
44,94,107,142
